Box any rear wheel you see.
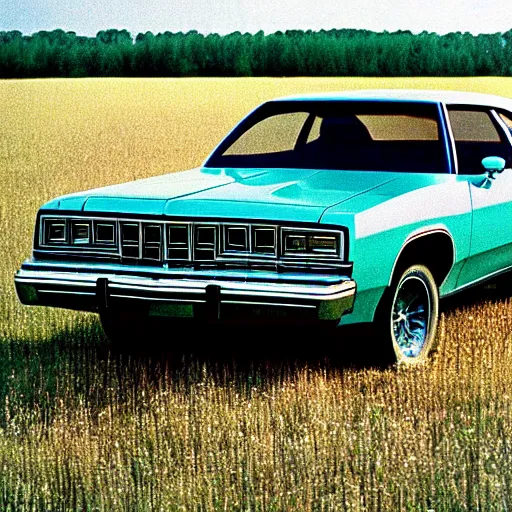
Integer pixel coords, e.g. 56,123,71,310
376,264,439,365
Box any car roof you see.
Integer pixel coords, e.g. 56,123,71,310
274,89,512,110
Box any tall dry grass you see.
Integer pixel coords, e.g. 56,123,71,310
1,77,512,510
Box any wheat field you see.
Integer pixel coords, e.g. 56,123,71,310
2,77,512,510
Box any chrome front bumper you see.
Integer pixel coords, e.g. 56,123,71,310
15,259,356,322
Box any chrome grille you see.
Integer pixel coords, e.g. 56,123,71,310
95,223,116,245
121,222,164,262
252,226,276,255
121,223,140,259
194,225,217,261
143,225,162,261
224,225,248,252
37,215,346,270
120,221,283,263
167,224,190,260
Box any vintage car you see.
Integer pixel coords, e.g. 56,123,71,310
14,90,512,364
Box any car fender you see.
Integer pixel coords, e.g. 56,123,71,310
327,177,472,324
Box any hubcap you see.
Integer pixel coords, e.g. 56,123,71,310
392,276,430,358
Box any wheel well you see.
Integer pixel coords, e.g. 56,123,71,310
391,232,454,288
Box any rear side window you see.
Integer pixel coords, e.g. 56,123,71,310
449,110,501,142
448,107,510,174
498,111,512,136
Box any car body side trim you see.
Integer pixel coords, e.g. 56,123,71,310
491,109,512,146
442,264,512,297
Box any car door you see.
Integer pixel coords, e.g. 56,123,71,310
452,106,512,287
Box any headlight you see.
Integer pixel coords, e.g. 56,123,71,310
71,221,91,244
43,218,67,244
40,215,117,249
282,229,342,257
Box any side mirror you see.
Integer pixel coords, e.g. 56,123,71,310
482,156,506,179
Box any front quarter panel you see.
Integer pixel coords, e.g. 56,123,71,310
321,174,472,324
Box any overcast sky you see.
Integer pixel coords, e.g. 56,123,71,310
1,0,511,37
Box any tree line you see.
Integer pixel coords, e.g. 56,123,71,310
1,28,512,78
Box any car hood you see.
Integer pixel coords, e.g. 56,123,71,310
43,167,400,223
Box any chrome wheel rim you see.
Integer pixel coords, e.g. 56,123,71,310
392,276,430,358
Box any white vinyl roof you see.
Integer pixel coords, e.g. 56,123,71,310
276,89,512,110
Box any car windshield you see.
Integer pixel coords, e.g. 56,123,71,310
205,100,449,173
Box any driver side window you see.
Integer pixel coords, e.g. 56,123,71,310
448,107,510,175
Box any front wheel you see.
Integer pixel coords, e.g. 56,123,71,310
376,264,439,365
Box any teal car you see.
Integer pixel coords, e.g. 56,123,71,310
14,90,512,364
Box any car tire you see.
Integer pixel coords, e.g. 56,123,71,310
375,264,439,365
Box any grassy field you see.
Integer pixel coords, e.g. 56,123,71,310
2,77,512,510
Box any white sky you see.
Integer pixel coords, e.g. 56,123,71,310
1,0,511,37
